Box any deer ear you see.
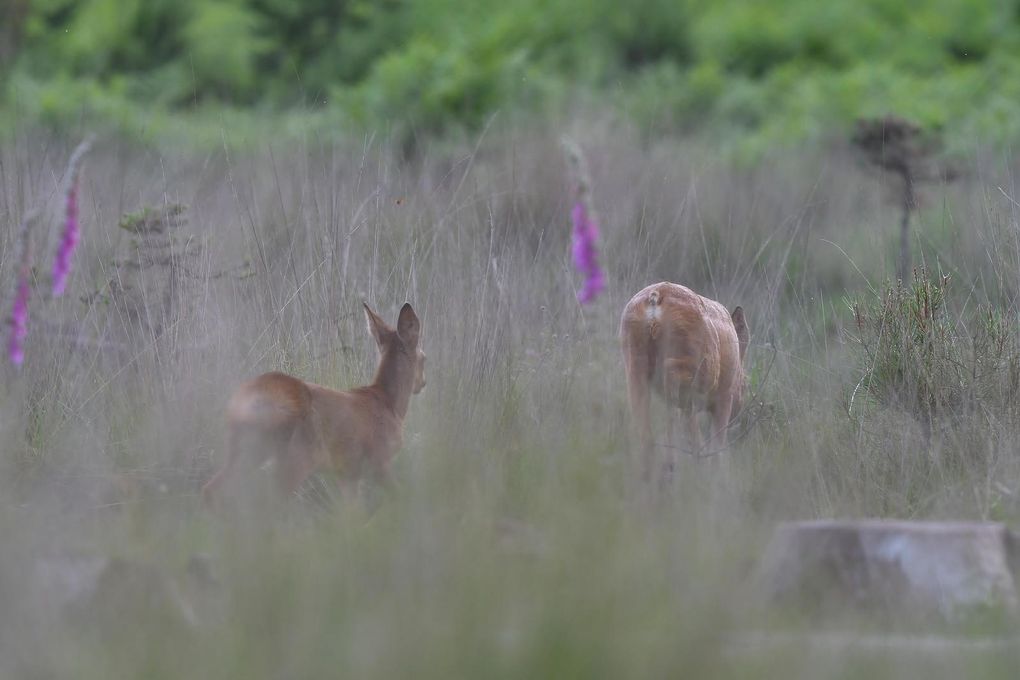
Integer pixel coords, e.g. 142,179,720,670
731,306,749,361
363,302,388,347
396,303,420,348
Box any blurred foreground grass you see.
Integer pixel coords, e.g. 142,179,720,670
2,122,1020,676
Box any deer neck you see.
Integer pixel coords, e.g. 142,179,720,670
371,349,412,419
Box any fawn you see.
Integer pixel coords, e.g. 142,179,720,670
201,302,426,505
619,282,748,479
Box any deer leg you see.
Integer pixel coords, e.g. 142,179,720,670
202,427,240,507
372,460,399,495
276,421,317,497
661,406,678,482
709,394,733,453
624,348,654,482
685,407,703,458
357,459,397,514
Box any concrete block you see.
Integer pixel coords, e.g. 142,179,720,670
760,520,1019,622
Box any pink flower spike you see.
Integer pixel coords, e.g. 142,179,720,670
577,266,605,304
7,208,36,367
51,177,79,297
50,136,92,298
570,200,605,305
563,139,605,305
7,277,29,366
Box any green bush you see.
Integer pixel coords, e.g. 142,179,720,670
7,0,1020,152
846,270,1020,434
182,1,268,102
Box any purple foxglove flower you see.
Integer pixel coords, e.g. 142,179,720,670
563,139,605,305
5,138,90,367
51,177,79,297
7,275,29,366
571,200,605,303
50,136,91,298
7,209,36,367
578,264,605,305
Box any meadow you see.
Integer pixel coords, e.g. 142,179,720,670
3,119,1020,677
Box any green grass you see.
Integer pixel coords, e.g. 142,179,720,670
2,121,1020,677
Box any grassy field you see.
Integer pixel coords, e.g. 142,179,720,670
2,121,1020,677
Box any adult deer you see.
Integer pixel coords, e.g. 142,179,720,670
620,282,748,480
201,302,426,505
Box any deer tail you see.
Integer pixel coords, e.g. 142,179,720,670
646,289,662,340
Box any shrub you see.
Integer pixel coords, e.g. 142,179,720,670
846,269,1020,436
181,1,269,102
8,0,1020,153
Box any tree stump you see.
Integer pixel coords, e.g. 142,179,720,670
759,520,1019,624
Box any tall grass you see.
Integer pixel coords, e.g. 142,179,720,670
2,123,1020,677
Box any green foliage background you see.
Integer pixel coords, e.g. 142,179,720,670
4,0,1020,150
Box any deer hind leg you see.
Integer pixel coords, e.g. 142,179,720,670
623,338,654,482
709,394,733,452
202,427,241,507
275,418,318,497
661,405,677,482
685,406,703,457
369,457,398,495
662,357,702,455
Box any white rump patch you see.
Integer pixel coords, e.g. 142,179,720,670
645,304,663,322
